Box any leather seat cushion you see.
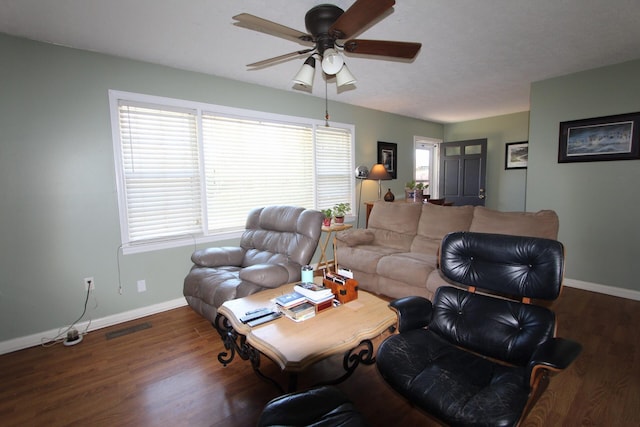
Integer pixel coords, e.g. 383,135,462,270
377,329,530,427
258,386,368,427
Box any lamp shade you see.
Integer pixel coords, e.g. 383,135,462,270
368,163,392,180
321,48,344,75
293,56,316,87
336,63,356,87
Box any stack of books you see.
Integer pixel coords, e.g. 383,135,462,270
294,282,334,312
278,301,316,322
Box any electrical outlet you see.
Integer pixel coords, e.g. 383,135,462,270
137,279,146,293
84,277,95,291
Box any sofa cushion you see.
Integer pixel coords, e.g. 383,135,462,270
336,228,375,246
369,201,422,250
411,204,475,254
377,252,438,288
469,206,559,239
337,245,402,273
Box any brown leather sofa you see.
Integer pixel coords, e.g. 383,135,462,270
335,201,559,300
183,205,323,323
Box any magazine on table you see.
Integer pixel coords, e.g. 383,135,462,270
294,282,333,302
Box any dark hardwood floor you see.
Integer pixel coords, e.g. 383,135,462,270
1,286,639,426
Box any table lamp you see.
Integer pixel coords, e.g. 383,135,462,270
368,163,392,200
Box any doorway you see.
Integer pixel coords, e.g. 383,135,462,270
439,139,487,206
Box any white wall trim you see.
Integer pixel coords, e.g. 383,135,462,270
0,297,187,355
564,278,640,301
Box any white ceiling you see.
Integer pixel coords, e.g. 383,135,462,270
1,0,640,123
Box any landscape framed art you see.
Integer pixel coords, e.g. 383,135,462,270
505,141,528,169
558,112,640,163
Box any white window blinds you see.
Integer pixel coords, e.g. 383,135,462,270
202,114,315,232
316,126,354,208
116,102,202,242
111,91,354,252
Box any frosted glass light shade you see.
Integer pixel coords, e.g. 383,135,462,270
321,48,344,75
293,57,316,87
336,63,356,87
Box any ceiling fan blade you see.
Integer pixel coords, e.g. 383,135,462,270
329,0,395,39
247,49,315,68
343,39,421,59
233,13,314,45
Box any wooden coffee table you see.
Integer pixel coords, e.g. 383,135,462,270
214,282,396,392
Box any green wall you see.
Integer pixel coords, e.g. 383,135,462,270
444,111,530,211
0,33,442,342
528,59,640,292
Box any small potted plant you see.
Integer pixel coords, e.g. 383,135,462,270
405,181,428,203
321,208,332,227
332,202,351,224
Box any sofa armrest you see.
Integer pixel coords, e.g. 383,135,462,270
191,247,244,267
239,263,290,288
336,229,374,246
389,296,433,333
527,337,582,381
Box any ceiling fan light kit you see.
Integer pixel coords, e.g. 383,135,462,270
234,0,421,90
293,56,316,87
320,48,344,75
335,63,357,87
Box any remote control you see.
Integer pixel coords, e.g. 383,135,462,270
240,307,272,323
246,311,282,327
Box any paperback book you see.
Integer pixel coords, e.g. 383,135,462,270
274,291,306,308
280,301,316,322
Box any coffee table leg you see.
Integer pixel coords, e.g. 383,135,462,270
214,314,286,393
214,313,241,366
312,339,375,388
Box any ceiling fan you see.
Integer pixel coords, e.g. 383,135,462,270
233,0,422,88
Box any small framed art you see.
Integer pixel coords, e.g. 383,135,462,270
377,141,397,179
505,141,528,170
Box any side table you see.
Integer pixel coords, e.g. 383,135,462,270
317,223,352,271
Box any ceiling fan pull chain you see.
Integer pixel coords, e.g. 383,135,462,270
325,79,330,126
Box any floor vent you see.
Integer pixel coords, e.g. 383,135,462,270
105,322,152,340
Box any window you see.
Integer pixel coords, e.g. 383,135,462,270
414,137,441,197
110,91,354,253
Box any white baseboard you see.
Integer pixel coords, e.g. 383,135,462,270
0,297,187,355
564,278,640,301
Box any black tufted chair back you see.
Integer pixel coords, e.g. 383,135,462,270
434,232,563,365
440,231,564,300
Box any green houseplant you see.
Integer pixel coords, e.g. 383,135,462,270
332,203,351,224
321,208,332,226
405,181,428,202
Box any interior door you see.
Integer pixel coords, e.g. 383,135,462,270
439,139,487,206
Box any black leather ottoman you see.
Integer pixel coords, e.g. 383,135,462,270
257,386,368,427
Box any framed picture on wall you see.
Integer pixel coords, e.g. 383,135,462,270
377,141,397,179
558,112,640,163
505,141,528,169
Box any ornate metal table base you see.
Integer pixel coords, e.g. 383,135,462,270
214,314,284,392
214,313,377,392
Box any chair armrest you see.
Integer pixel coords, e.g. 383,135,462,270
336,229,374,247
528,337,582,378
239,264,290,288
191,247,244,267
389,296,433,333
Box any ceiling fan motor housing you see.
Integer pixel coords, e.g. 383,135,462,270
305,4,344,55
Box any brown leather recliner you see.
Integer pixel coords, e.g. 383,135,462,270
183,205,323,324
